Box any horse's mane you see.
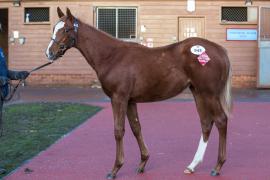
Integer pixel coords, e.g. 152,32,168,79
77,18,126,44
77,18,181,50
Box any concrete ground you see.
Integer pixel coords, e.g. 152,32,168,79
3,86,270,180
6,86,270,104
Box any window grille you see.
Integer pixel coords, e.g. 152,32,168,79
97,9,116,37
118,9,136,39
24,8,50,23
97,7,137,39
221,7,248,22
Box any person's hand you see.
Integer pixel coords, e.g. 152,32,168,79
18,71,30,80
0,76,8,86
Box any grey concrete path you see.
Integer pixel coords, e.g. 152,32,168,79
6,86,270,104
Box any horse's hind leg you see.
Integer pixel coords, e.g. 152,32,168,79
195,94,228,176
184,89,214,174
127,102,149,173
211,110,227,176
184,88,228,176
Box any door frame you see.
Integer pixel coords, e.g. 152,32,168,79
177,16,206,41
0,8,8,66
257,6,270,88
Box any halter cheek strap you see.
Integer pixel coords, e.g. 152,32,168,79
72,18,79,47
74,19,79,33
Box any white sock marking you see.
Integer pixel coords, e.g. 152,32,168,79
46,21,65,58
187,135,208,172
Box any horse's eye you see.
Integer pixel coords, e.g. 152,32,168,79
59,44,65,49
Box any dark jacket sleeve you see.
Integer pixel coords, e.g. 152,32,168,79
0,76,8,86
7,70,29,80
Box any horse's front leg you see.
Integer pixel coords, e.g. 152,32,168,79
107,94,128,179
127,102,149,173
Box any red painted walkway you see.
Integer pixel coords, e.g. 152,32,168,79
5,102,270,180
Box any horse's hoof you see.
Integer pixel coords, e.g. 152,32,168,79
24,168,34,174
210,169,220,176
184,168,194,174
106,173,116,179
136,168,144,174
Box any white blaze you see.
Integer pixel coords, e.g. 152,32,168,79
46,21,65,58
186,135,208,172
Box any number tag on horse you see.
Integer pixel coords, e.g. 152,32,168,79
197,52,211,66
190,45,210,66
190,45,205,55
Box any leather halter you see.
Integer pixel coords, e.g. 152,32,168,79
51,18,79,50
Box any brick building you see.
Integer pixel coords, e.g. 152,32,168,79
0,0,269,88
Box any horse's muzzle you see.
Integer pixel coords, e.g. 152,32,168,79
46,50,63,61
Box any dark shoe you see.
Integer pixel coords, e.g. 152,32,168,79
0,168,6,174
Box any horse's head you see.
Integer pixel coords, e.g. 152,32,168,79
46,7,78,61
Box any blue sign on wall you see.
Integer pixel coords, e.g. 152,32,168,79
226,29,258,41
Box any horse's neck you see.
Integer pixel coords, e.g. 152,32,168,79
75,22,120,73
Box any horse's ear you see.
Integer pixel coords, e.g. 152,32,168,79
66,8,73,20
57,7,64,18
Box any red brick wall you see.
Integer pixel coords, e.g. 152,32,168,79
232,75,257,88
2,1,269,88
26,73,98,86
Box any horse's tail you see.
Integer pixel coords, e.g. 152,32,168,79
220,60,232,118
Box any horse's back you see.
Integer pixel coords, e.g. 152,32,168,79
101,37,230,102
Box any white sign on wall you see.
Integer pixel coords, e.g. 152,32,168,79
226,29,258,41
13,31,19,39
146,38,154,48
187,0,196,12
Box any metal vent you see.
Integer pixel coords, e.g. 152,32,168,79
97,7,137,39
25,8,50,23
118,9,136,39
97,9,116,37
222,7,248,22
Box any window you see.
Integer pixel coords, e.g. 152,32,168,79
221,6,257,24
97,7,137,39
222,7,247,22
24,8,50,23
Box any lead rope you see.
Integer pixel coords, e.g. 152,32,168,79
3,62,53,102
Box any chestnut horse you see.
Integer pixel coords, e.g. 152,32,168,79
46,7,232,179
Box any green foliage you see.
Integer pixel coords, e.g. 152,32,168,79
0,103,101,178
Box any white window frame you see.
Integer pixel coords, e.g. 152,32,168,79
96,7,138,40
220,6,258,25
